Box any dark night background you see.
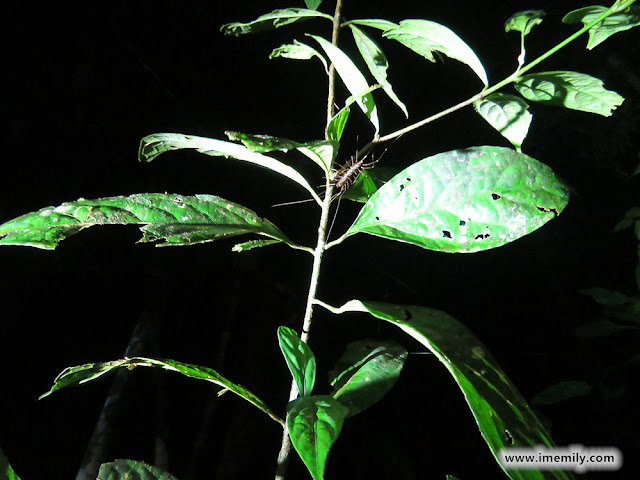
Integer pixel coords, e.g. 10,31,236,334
1,1,638,479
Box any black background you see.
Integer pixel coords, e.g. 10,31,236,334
1,1,638,479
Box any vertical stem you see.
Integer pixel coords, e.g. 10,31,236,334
275,2,343,479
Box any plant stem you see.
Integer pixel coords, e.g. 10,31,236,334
275,2,343,479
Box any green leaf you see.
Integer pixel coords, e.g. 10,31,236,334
139,133,322,205
97,459,178,480
345,146,569,253
270,40,329,75
531,381,591,406
40,356,284,425
475,93,532,152
304,0,322,10
563,5,640,50
296,140,338,174
0,194,292,250
383,20,488,87
224,131,302,153
326,84,382,142
579,287,636,306
514,71,624,117
504,10,546,36
341,166,398,203
613,206,640,232
324,300,575,480
308,35,380,134
0,446,21,480
278,327,316,397
350,25,408,118
287,395,347,480
221,8,332,36
232,239,282,252
224,131,335,175
330,339,407,417
327,105,350,143
345,19,399,32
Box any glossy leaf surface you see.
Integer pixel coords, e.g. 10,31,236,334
475,93,532,151
346,146,569,253
0,447,20,480
327,300,575,480
326,84,381,142
139,133,321,204
288,395,347,480
278,327,316,397
383,20,488,87
97,460,178,480
221,8,332,36
329,339,407,417
515,71,624,116
309,35,380,134
41,357,283,425
504,10,546,36
350,25,408,117
563,5,640,50
0,194,291,250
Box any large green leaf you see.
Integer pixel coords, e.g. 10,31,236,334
40,357,284,425
0,194,291,250
563,5,640,50
97,460,178,480
287,395,347,480
349,25,408,117
308,35,380,135
220,8,332,36
474,93,532,152
278,327,316,397
0,446,20,480
514,71,624,117
321,299,575,480
345,146,569,253
383,20,488,87
329,339,407,417
139,133,322,205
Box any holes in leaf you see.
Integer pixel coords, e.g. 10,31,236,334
399,184,405,192
475,233,491,240
405,177,412,182
374,216,380,222
459,220,466,226
504,429,514,446
536,205,559,217
442,230,452,239
491,193,501,200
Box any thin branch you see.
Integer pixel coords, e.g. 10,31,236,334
325,0,344,133
275,2,343,479
372,1,636,145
